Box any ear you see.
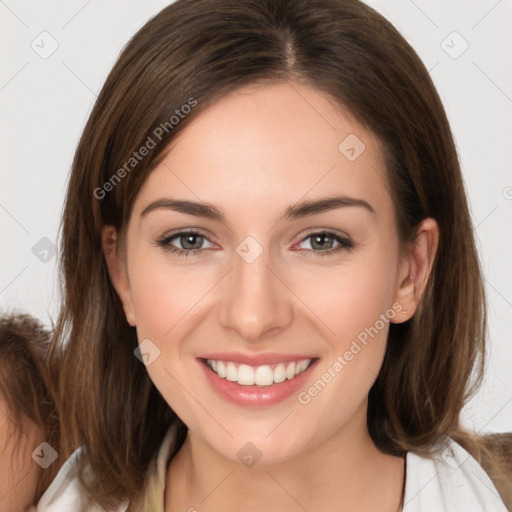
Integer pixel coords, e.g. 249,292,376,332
391,217,439,323
101,225,137,326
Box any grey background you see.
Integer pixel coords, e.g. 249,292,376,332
1,0,511,433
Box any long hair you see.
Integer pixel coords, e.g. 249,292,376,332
50,0,511,507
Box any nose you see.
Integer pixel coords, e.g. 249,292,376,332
218,242,293,342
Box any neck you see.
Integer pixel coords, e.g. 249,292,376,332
165,402,404,512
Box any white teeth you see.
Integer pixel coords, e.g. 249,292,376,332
254,365,274,386
273,363,286,383
216,361,226,378
206,358,313,386
238,364,254,385
226,362,237,381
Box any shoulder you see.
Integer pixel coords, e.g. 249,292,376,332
36,446,129,512
36,422,183,512
404,435,509,511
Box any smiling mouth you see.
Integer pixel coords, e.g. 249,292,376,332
201,357,316,387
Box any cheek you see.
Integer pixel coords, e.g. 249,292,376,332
128,258,208,425
292,271,393,441
129,256,201,338
292,255,397,344
290,249,397,398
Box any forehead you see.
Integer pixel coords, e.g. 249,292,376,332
132,82,391,223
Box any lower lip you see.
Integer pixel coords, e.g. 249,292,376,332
197,358,319,407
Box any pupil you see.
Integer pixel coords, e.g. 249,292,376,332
183,234,201,249
313,234,331,250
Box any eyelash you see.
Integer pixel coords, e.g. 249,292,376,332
155,230,354,258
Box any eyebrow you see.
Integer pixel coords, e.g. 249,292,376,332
140,195,376,222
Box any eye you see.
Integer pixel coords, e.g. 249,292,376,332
295,231,354,257
155,230,215,257
155,229,354,258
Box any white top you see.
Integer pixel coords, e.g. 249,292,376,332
36,426,508,512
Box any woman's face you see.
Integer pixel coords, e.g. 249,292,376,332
106,82,426,464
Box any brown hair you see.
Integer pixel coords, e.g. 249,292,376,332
51,0,511,508
0,312,61,503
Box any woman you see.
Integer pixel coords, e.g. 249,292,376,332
38,0,511,510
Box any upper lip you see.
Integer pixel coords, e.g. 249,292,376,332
198,352,317,366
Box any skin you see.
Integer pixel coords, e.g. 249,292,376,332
0,396,43,512
103,81,439,511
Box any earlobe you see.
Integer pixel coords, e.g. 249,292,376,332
391,217,439,323
101,225,137,326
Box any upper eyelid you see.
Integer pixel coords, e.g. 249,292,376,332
160,229,216,248
160,228,214,244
